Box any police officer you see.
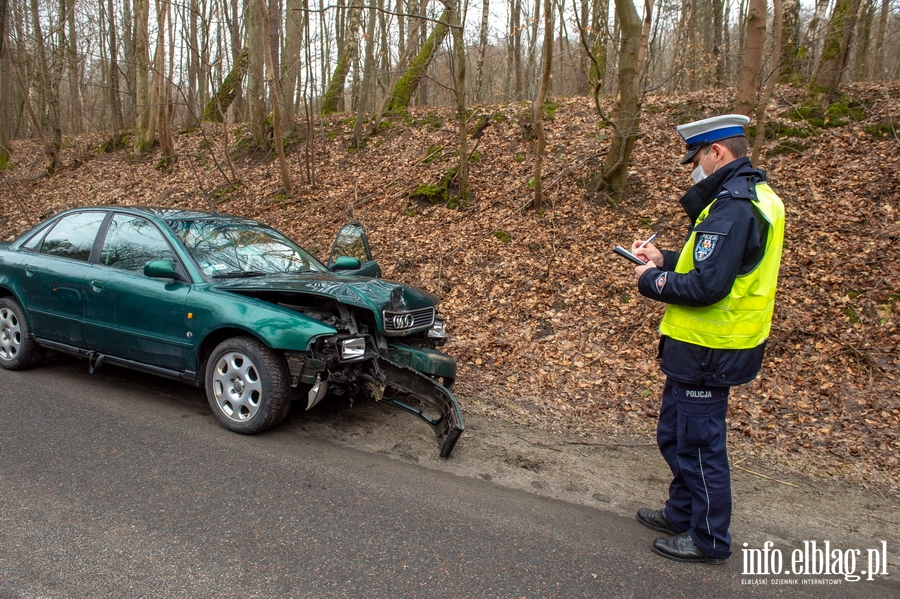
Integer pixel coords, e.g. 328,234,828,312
630,114,786,564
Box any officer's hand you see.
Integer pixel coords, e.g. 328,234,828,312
634,261,657,284
631,241,663,266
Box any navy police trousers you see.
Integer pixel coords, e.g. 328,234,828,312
658,378,733,560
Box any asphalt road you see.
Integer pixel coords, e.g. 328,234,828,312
1,358,897,599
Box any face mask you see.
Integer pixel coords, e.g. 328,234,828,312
690,146,717,184
691,163,707,184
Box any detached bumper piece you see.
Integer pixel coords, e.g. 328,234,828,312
368,356,464,459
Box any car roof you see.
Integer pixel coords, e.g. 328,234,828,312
74,206,261,224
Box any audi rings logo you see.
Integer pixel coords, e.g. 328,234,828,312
392,313,415,330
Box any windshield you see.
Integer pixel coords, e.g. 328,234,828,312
167,219,328,278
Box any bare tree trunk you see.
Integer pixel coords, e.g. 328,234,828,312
448,0,469,204
30,0,62,169
147,0,168,160
751,0,781,166
712,0,725,86
672,0,695,90
533,0,552,212
590,0,610,92
592,0,647,199
133,0,153,152
474,0,489,102
396,0,406,59
187,0,200,120
352,0,377,148
303,0,316,186
61,0,84,134
106,0,124,134
853,0,874,80
10,59,60,174
0,0,10,167
247,0,267,149
259,0,292,194
803,0,831,78
282,0,304,131
510,0,523,98
122,0,137,128
733,0,765,116
872,0,889,78
227,0,244,119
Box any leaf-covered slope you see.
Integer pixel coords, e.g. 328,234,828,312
2,82,898,492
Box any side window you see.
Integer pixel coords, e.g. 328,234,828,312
101,214,175,272
20,222,55,252
41,212,106,261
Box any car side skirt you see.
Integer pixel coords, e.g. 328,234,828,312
33,336,201,386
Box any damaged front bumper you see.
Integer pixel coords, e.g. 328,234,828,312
288,343,465,458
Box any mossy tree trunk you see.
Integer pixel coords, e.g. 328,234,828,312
809,0,861,106
386,5,450,112
201,48,249,122
779,0,803,82
322,0,362,115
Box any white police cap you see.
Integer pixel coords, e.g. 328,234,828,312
676,114,750,164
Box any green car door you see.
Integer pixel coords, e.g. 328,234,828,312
82,213,192,371
18,211,106,346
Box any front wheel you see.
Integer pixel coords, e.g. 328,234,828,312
0,297,44,370
205,336,291,434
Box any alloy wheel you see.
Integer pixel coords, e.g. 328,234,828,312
211,351,263,422
0,306,22,362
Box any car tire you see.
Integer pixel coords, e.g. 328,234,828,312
205,336,291,434
0,297,44,370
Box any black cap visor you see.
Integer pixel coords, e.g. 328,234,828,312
680,144,703,165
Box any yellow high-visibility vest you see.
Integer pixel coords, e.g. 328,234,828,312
659,183,785,349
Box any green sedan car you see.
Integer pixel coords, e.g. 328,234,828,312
0,207,463,457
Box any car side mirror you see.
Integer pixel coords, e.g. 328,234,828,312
144,259,186,282
331,256,361,271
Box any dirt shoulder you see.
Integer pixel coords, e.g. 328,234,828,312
288,396,900,578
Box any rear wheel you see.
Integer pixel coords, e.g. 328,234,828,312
0,297,44,370
205,336,291,434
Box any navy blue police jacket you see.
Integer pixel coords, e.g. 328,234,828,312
637,157,772,387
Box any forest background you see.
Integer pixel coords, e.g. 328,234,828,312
0,0,898,493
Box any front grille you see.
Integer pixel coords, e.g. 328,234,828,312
383,307,435,335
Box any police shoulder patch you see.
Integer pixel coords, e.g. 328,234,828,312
654,272,668,294
694,234,719,262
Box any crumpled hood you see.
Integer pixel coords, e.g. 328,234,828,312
213,272,439,313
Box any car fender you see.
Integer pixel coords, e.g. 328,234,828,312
0,252,28,305
184,286,338,359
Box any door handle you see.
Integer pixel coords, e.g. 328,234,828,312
25,269,35,277
90,280,106,292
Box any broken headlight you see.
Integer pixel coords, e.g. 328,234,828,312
339,337,367,361
427,317,447,340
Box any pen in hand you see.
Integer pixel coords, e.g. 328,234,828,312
636,232,658,251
